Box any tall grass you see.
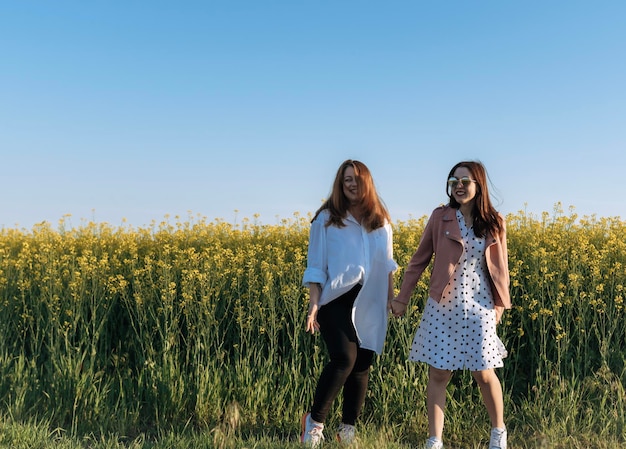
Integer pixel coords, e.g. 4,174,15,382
0,207,625,447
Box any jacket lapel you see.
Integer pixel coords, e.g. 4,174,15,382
442,208,462,243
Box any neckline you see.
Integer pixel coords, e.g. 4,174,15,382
456,209,472,229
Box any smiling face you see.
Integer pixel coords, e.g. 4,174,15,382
342,165,360,205
448,166,478,207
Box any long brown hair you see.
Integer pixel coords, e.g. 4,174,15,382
447,161,503,238
312,159,391,231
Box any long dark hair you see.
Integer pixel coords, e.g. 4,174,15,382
447,161,503,238
312,159,391,231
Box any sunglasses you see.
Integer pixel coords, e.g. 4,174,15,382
447,176,476,187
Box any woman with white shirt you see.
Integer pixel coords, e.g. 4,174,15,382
300,160,397,447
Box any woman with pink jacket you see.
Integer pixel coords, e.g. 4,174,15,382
391,161,511,449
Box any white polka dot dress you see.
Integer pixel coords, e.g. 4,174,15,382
409,210,507,371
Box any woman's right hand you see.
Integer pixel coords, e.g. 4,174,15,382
305,302,320,334
391,298,408,317
306,283,322,334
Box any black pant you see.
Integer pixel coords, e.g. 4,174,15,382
311,284,374,425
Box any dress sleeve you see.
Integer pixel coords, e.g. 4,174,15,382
386,223,399,274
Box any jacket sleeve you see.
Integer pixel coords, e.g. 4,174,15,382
487,214,512,309
500,219,510,289
395,212,436,304
495,216,511,308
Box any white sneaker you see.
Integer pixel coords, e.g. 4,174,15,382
489,427,507,449
336,423,356,444
301,413,324,447
424,436,443,449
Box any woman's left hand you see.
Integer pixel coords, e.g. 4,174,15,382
495,306,504,324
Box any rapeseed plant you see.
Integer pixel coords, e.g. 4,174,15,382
0,209,623,446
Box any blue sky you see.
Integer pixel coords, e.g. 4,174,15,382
2,1,624,230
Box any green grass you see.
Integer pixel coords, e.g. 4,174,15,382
0,207,625,448
2,411,625,448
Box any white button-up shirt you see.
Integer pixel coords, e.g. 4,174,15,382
303,209,398,353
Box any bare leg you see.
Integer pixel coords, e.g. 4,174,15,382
472,369,505,428
427,366,452,439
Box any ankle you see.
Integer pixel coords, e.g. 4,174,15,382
311,418,324,428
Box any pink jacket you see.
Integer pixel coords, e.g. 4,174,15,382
396,205,511,309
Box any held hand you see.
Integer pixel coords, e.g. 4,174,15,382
305,303,320,334
390,298,408,317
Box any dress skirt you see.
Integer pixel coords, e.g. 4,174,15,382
409,210,507,371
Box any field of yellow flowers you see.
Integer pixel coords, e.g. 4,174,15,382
0,208,625,447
